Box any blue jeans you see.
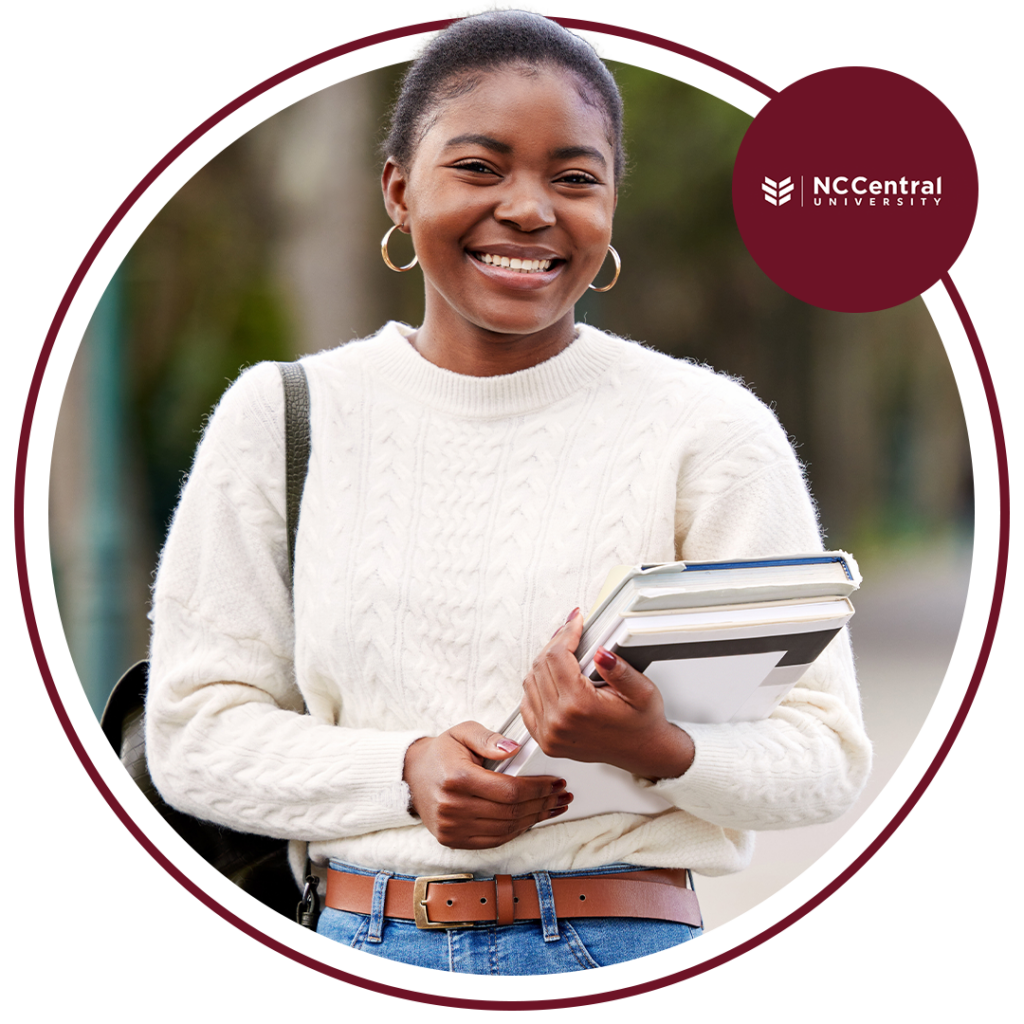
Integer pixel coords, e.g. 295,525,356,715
316,861,702,975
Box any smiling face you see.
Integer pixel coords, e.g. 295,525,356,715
382,65,617,375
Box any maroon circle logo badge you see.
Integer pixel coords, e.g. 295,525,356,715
733,66,978,312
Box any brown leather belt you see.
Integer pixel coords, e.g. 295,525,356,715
325,867,701,930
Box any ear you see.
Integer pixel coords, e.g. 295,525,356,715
382,158,411,232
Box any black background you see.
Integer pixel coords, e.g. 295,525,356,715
19,9,999,1007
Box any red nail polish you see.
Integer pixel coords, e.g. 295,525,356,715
594,647,617,670
552,779,567,793
566,607,580,623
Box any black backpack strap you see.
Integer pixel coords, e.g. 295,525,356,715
277,361,311,585
277,359,317,921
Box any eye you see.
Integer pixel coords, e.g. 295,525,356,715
555,170,600,186
452,159,499,176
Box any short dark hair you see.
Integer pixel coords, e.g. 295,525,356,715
383,11,626,185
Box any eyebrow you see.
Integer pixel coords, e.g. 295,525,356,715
550,145,607,168
442,135,608,169
443,134,512,154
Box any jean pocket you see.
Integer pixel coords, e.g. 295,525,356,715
559,921,603,969
316,908,371,950
562,918,700,968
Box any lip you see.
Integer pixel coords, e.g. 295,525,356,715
467,250,565,289
468,243,564,261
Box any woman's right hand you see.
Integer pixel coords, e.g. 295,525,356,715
402,722,572,849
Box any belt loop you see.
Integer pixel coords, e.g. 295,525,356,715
687,869,704,928
532,871,560,942
366,870,393,943
494,874,515,927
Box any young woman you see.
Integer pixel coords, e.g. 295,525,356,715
146,11,871,975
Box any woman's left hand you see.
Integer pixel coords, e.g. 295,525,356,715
519,610,695,781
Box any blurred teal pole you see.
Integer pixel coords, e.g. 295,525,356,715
82,269,127,716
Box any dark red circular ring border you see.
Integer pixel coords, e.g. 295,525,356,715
14,17,1009,1010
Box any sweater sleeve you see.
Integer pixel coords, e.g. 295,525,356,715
145,362,426,841
640,384,872,830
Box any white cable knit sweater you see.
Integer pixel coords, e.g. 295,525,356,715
146,321,871,879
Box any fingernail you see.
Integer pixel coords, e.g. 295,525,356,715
496,739,520,753
594,647,617,670
548,805,568,818
556,792,573,806
551,608,580,638
552,779,567,793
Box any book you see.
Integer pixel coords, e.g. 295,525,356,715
484,552,860,823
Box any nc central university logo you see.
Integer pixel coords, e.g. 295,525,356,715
760,173,945,209
733,67,976,311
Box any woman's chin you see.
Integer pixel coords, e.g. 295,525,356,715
427,290,577,342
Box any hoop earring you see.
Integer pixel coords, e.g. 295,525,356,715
588,245,621,292
381,224,418,272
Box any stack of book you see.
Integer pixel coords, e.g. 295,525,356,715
485,552,861,822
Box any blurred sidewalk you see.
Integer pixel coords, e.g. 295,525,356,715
696,540,972,928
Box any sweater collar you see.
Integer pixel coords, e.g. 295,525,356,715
366,321,619,419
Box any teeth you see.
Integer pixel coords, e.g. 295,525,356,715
477,252,553,273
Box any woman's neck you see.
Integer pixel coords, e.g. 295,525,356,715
407,303,578,377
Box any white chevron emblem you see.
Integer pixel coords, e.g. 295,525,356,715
763,175,794,206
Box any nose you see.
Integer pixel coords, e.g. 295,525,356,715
494,174,556,232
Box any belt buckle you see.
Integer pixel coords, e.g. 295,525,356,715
412,873,474,930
